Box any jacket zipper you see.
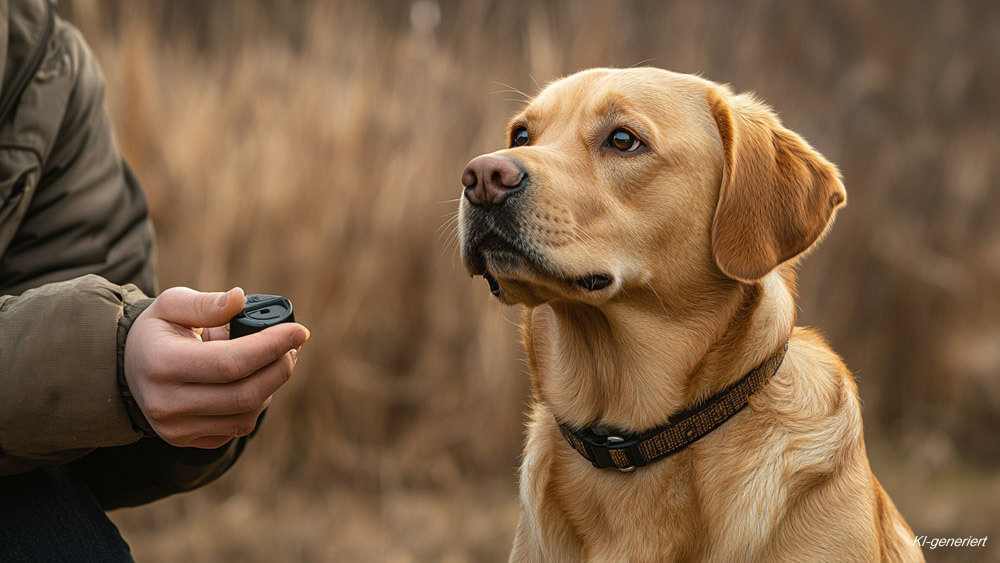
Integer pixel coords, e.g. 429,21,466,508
0,0,55,126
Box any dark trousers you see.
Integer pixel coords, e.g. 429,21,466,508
0,466,133,562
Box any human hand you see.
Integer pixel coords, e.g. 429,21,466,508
124,286,309,448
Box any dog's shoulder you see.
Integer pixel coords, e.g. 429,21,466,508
749,327,865,481
762,327,858,421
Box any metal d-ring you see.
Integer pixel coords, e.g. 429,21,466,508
606,436,636,472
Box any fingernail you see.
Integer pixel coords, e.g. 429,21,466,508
303,327,311,342
289,349,299,365
216,289,231,308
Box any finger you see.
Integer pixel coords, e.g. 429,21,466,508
165,353,291,416
187,436,236,449
150,286,246,329
201,326,231,342
157,411,265,446
178,322,309,383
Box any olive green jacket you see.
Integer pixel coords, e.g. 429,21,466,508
0,0,246,508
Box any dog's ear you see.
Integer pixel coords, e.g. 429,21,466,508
708,87,846,282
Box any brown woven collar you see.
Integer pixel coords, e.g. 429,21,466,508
558,340,788,472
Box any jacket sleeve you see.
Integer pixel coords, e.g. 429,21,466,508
0,275,250,508
0,274,148,474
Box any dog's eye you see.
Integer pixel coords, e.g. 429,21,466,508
607,129,642,152
510,127,530,147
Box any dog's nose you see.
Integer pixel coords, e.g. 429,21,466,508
462,154,526,207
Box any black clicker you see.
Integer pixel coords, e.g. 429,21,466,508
229,294,295,338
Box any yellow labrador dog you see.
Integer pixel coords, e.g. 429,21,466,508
458,68,922,562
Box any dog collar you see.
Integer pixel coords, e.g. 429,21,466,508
558,340,788,472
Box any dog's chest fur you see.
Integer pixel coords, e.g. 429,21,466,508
514,330,893,562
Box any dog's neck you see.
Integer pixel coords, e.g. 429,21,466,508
525,269,796,433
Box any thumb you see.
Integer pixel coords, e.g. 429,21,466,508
150,286,246,328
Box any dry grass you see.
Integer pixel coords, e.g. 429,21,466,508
56,1,1000,560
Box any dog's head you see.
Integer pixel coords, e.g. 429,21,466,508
459,68,845,306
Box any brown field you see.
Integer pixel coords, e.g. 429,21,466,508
59,0,999,561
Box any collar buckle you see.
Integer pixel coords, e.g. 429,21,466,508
605,436,636,472
559,426,644,471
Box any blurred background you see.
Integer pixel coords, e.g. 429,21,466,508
58,0,998,561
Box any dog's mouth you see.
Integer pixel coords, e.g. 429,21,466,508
466,233,614,300
480,269,613,300
576,274,613,291
483,271,502,296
